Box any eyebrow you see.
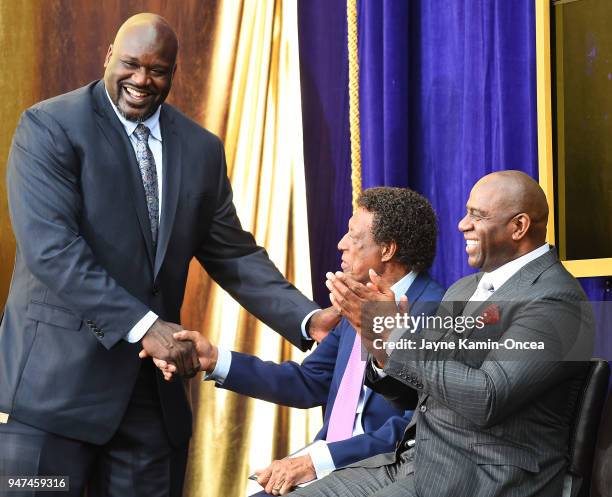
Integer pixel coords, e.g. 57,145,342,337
466,206,488,217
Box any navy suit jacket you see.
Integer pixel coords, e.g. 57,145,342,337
222,272,444,469
0,81,318,447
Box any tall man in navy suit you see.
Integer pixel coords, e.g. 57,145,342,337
0,13,336,497
160,187,444,496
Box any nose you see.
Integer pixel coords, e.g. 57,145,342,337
458,213,472,233
337,233,348,251
131,67,150,87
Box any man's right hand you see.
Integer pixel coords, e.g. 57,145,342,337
138,319,201,378
148,329,218,381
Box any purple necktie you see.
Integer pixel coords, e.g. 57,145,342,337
326,334,367,442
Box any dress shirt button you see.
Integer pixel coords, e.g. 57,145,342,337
419,405,427,413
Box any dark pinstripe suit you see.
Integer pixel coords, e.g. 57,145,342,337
292,248,593,497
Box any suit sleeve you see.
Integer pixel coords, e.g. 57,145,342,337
194,139,318,351
365,360,419,410
383,296,591,428
7,108,150,349
220,326,342,407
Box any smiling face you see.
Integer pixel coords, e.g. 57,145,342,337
337,208,385,283
103,21,177,122
458,178,518,272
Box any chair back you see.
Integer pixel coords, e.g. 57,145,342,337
563,359,610,497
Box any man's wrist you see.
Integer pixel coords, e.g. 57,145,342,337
301,309,319,340
203,347,232,384
207,345,219,373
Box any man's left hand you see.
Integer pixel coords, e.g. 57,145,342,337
326,269,408,366
255,455,316,495
307,306,341,343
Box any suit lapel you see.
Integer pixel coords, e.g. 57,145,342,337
464,247,558,317
154,108,182,279
91,81,155,268
405,272,429,305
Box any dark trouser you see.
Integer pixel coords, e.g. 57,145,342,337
0,366,188,497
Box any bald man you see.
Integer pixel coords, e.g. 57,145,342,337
0,13,335,497
291,171,594,497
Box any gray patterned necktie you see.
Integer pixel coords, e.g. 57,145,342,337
133,124,159,246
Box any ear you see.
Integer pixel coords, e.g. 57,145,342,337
511,213,531,241
104,44,113,68
380,240,397,262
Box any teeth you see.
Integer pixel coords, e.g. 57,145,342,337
125,87,147,98
466,240,478,246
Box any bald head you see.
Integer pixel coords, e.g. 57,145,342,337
103,13,178,121
475,170,549,243
113,14,178,59
459,170,549,272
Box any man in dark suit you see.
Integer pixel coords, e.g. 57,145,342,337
159,188,445,496
0,13,335,497
292,171,593,497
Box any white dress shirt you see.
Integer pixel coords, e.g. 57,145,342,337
206,270,419,479
467,243,550,301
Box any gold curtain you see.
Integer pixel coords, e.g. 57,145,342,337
0,1,40,307
0,1,321,496
181,2,322,496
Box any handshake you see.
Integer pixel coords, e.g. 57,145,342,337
138,318,216,379
138,307,340,379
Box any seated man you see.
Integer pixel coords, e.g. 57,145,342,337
306,171,593,497
158,187,444,495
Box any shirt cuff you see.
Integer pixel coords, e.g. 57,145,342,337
125,311,158,343
370,359,387,378
203,347,232,384
301,309,319,340
306,440,336,479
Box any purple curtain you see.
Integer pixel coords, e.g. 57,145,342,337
358,0,539,288
298,0,611,318
298,0,352,305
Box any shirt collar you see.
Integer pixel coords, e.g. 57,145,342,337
481,243,550,292
390,270,419,302
104,86,162,142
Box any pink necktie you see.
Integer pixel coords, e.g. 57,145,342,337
326,334,367,442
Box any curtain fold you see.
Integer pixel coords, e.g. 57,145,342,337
298,0,352,305
181,1,320,496
0,0,40,308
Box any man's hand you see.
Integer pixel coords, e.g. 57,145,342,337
307,306,341,343
145,330,218,381
137,319,200,378
326,269,408,366
255,455,316,495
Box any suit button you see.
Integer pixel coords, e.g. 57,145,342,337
152,285,160,296
419,405,427,413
